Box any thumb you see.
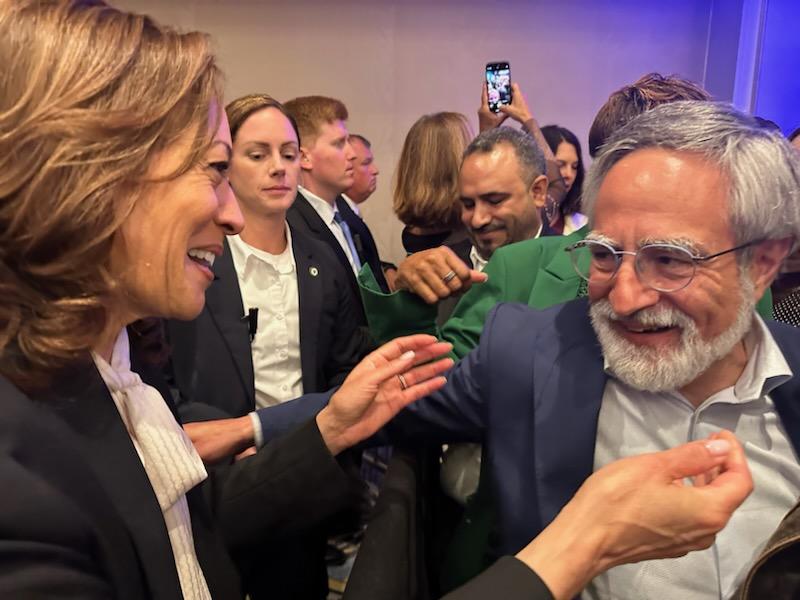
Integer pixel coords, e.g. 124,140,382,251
657,438,732,481
469,270,488,284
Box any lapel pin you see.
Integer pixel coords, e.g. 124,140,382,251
309,266,319,277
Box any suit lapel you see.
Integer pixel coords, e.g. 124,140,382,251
44,366,183,599
205,239,255,406
530,241,583,308
289,193,354,276
533,299,607,527
765,322,800,456
292,229,322,393
336,196,389,292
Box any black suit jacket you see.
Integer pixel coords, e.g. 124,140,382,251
287,193,388,314
167,230,372,599
336,196,390,293
168,230,372,423
0,355,353,599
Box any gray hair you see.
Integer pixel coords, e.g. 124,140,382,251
583,101,800,252
462,127,546,186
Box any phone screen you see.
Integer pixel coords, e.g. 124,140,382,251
486,62,511,113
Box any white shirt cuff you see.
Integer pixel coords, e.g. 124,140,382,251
249,411,265,448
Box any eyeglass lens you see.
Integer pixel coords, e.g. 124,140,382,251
572,242,697,292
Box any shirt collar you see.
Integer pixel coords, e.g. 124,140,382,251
469,223,543,273
342,194,360,216
469,246,488,272
299,186,337,225
735,314,793,400
228,224,295,278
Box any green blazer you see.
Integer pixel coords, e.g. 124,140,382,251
359,227,774,589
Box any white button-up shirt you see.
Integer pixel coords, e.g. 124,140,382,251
228,229,303,410
299,186,360,276
585,316,800,600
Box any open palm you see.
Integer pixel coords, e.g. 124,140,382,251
317,335,453,455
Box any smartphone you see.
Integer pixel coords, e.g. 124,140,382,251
485,61,512,113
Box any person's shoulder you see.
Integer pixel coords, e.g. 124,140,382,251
0,374,80,453
493,227,586,263
486,297,589,334
766,318,800,358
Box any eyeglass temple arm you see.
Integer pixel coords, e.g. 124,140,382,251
694,239,763,262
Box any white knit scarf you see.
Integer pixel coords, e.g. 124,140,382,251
93,328,212,600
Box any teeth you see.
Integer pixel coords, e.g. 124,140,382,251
628,325,669,333
188,248,215,268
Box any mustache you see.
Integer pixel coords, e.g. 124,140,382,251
591,299,693,330
471,221,505,234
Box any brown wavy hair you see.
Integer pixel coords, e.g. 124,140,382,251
0,0,223,392
588,72,711,157
393,112,473,230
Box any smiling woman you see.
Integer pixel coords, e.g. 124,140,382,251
0,1,452,598
109,108,240,335
0,0,229,389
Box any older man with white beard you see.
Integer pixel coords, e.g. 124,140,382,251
255,101,800,598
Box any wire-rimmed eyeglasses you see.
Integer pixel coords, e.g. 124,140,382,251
564,238,761,293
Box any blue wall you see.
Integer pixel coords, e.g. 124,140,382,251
753,0,800,133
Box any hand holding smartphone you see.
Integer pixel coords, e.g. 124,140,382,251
485,61,512,113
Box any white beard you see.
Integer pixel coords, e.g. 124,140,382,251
589,278,756,393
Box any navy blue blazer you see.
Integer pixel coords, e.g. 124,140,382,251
260,298,800,560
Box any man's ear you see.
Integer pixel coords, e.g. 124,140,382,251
299,146,313,172
748,237,793,296
529,174,548,209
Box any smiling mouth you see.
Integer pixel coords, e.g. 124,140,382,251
624,324,675,334
474,228,504,237
187,248,215,269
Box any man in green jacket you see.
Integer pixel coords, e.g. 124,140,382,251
358,74,772,590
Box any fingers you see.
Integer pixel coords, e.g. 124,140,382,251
368,339,452,388
658,437,734,482
393,373,449,408
235,446,257,460
370,334,447,362
470,270,489,284
405,341,454,365
396,247,474,303
397,356,454,389
700,430,753,511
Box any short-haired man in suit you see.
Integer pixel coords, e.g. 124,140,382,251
284,96,390,298
343,133,379,209
342,133,398,290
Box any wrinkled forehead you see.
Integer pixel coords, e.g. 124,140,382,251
592,148,733,248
